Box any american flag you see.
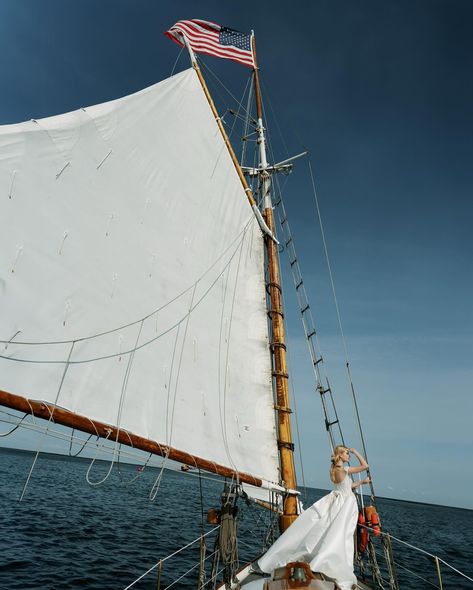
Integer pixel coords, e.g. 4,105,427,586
165,19,255,68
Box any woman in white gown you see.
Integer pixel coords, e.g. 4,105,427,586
258,446,370,590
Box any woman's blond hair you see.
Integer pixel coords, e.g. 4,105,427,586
329,445,347,483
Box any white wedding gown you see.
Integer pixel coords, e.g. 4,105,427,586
258,467,358,589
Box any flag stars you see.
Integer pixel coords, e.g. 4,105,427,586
219,28,251,51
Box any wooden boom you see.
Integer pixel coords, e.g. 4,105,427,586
0,388,263,487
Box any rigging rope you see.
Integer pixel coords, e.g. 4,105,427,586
261,70,375,501
200,60,253,121
18,340,75,501
241,72,255,165
0,219,252,349
85,320,144,487
0,411,28,437
260,87,346,458
255,79,311,499
275,229,308,499
0,228,251,367
307,158,375,499
253,70,401,590
219,233,247,476
68,430,94,458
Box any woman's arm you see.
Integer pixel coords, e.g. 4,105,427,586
347,447,369,474
351,476,371,489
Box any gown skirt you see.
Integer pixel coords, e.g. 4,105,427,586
258,469,358,590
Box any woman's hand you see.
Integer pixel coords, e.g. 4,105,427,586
351,475,372,490
346,447,369,474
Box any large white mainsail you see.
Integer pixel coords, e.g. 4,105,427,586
0,68,279,486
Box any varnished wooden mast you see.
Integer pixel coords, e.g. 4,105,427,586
252,35,298,531
0,388,263,487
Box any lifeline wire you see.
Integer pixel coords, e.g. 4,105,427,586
122,526,219,590
360,523,473,582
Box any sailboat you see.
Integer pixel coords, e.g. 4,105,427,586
1,17,469,590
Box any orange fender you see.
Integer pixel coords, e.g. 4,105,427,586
371,510,381,536
357,511,369,553
364,505,381,537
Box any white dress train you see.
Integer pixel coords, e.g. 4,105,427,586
258,467,358,590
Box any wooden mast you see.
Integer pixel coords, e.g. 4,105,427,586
251,35,298,531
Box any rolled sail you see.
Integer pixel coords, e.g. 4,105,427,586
0,68,279,486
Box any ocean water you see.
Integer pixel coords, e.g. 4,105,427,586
0,448,471,590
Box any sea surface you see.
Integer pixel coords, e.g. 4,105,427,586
0,448,471,590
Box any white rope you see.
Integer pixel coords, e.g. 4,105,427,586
0,414,270,489
0,415,158,465
219,233,247,475
167,285,197,451
85,428,114,486
0,220,252,348
18,341,75,501
149,448,170,502
85,319,144,487
0,226,252,368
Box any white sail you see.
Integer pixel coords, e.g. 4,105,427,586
0,68,279,485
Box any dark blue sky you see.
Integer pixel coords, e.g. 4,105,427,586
0,1,471,508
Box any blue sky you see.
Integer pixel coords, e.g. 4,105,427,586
0,1,471,509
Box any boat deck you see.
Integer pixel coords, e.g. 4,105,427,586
220,562,373,589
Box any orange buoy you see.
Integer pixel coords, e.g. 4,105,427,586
357,511,369,554
364,505,375,526
371,510,381,536
364,505,381,537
